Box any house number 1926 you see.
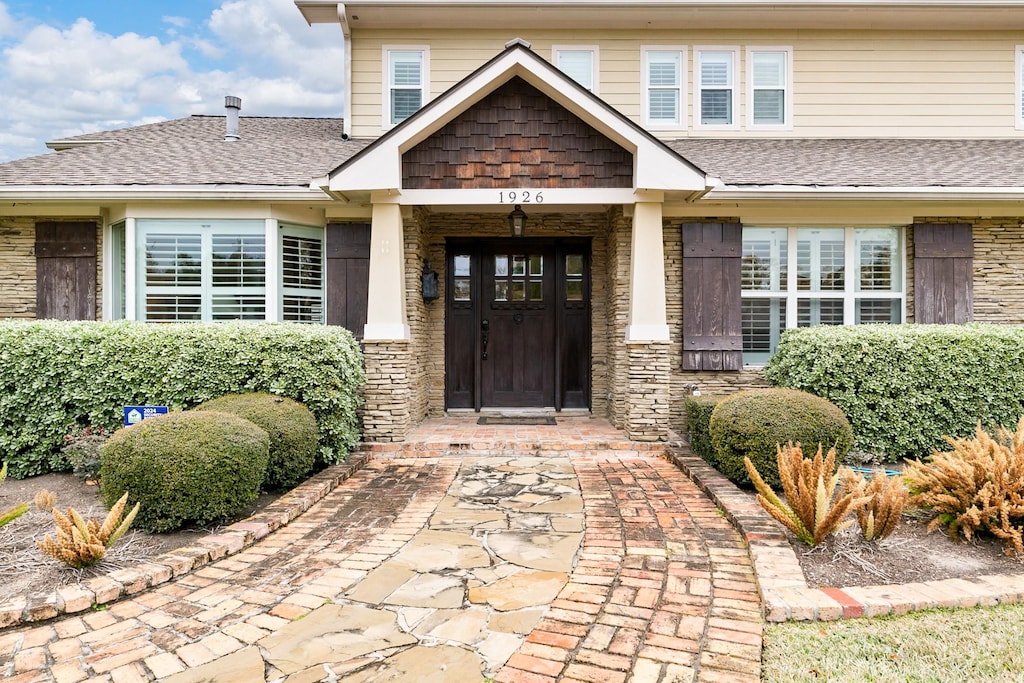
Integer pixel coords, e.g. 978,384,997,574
499,191,543,204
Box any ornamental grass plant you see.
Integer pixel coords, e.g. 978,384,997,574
904,418,1024,556
746,443,871,546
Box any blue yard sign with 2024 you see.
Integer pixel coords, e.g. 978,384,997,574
123,405,168,426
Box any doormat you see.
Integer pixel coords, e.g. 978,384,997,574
478,416,557,426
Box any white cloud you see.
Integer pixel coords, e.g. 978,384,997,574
0,0,346,162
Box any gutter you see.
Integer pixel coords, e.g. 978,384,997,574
704,184,1024,201
0,185,336,202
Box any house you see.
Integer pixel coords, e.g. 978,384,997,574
3,0,1024,444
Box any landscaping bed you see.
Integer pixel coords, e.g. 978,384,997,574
0,472,278,605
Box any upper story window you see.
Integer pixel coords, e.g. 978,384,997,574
748,48,792,129
385,47,429,127
643,47,685,127
695,47,739,129
741,227,904,364
554,46,599,92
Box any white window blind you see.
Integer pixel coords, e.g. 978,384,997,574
280,225,325,324
388,50,425,125
556,48,596,91
697,50,735,126
645,50,683,125
750,50,789,126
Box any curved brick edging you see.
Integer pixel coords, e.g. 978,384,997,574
666,443,1024,622
0,452,370,631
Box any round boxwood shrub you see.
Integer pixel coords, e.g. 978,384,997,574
193,393,319,490
709,388,854,488
99,411,270,533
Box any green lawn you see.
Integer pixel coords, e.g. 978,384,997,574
762,602,1024,682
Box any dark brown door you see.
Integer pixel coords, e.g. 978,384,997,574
446,238,590,410
35,221,96,320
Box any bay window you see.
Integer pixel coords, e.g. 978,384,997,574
131,219,324,324
741,227,904,364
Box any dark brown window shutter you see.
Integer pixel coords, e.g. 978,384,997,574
681,222,742,371
913,222,973,324
325,222,371,338
35,221,97,320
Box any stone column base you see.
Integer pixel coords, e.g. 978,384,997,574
361,340,413,442
624,341,671,442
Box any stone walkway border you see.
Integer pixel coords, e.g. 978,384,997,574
667,443,1024,622
0,454,371,630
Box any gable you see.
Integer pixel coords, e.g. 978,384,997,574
402,77,633,190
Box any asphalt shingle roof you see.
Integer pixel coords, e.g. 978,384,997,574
2,112,1024,190
668,138,1024,188
0,116,370,187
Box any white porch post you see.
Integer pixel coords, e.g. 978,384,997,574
363,201,410,340
626,201,670,341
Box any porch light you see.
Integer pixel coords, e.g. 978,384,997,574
508,205,527,237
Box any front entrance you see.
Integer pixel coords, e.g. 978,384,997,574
445,238,591,411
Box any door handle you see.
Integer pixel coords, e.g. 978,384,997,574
481,319,489,360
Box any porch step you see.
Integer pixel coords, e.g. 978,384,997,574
359,439,666,458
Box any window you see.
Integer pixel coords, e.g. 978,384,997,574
280,224,324,324
554,46,599,92
643,48,685,127
109,221,126,320
741,227,904,364
695,47,738,128
384,47,428,127
748,48,792,128
1017,46,1024,130
133,220,326,324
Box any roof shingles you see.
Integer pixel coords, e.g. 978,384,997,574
0,116,370,187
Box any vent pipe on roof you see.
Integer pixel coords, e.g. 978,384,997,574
224,96,241,141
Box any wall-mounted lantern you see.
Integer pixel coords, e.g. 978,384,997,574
508,204,527,237
421,259,439,302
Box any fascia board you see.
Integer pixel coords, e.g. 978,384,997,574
329,47,708,193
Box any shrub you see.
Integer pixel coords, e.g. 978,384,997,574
37,492,139,568
685,395,724,466
61,426,110,481
0,321,362,478
193,393,318,490
765,324,1024,462
99,411,269,533
709,388,854,487
840,469,908,541
746,443,870,546
904,419,1024,556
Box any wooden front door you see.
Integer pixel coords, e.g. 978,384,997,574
446,238,590,410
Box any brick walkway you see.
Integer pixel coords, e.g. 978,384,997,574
0,434,762,682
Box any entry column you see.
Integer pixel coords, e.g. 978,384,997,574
624,200,670,442
362,200,413,442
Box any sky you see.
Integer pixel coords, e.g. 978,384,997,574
0,0,345,162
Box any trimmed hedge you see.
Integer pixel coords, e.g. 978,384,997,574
709,388,854,488
684,395,724,466
764,324,1024,462
193,393,318,490
99,411,269,532
0,321,363,478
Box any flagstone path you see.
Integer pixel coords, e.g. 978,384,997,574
0,453,762,682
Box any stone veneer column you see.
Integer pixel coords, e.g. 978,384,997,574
361,340,413,442
624,341,671,441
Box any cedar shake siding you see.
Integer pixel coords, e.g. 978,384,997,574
402,77,633,190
